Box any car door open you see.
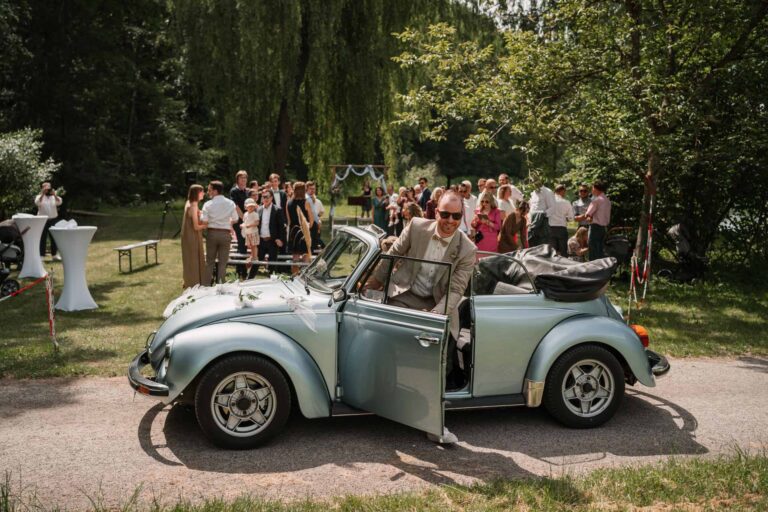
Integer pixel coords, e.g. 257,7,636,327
337,254,452,437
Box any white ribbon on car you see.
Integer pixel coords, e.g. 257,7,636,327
280,294,317,332
163,282,263,318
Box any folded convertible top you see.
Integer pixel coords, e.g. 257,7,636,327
476,245,617,302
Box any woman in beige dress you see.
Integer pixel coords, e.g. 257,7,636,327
181,184,207,288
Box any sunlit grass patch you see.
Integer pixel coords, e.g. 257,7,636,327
2,452,766,511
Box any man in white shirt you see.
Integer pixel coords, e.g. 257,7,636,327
35,182,63,260
528,176,557,247
201,180,239,284
459,180,477,234
549,184,575,256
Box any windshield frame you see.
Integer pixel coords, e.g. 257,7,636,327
299,228,378,294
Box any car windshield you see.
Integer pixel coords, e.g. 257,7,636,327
301,231,371,292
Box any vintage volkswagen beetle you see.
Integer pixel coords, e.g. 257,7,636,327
129,226,669,449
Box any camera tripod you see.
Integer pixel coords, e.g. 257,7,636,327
158,200,182,240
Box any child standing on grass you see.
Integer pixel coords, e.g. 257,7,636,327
241,198,260,275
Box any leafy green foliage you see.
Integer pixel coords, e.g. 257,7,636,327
1,0,214,207
0,129,59,216
394,1,768,266
171,1,500,190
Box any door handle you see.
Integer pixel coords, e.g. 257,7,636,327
415,334,441,348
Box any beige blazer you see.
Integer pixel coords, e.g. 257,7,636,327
380,217,476,339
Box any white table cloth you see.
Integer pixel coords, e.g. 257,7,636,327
49,226,98,311
12,214,48,279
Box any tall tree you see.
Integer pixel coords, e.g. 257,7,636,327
3,0,210,205
171,0,498,186
394,0,768,261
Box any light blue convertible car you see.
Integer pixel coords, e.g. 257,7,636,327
129,226,669,449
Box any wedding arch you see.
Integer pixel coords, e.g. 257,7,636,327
328,164,389,227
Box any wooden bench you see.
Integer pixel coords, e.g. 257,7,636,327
114,240,159,273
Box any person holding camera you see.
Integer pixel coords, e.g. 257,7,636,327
35,182,63,261
471,191,501,253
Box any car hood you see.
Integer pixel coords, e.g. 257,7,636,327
149,279,312,364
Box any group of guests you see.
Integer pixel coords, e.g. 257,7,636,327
367,173,611,262
180,171,325,289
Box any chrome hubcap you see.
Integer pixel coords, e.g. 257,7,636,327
211,372,275,437
561,359,614,418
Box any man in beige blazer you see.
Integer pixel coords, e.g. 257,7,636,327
369,191,476,346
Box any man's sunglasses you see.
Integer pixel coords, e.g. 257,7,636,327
438,210,463,220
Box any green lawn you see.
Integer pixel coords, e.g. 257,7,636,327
3,452,766,511
1,204,766,379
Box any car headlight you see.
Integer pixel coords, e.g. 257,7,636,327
158,338,174,380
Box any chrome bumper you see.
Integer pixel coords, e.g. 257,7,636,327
647,349,670,377
128,349,169,397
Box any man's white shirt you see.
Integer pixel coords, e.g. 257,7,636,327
271,188,282,208
410,231,456,298
201,195,238,229
35,194,62,218
259,206,272,238
549,195,575,227
529,186,556,216
307,194,325,221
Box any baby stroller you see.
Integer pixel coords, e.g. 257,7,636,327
657,223,708,283
604,227,634,278
0,219,23,297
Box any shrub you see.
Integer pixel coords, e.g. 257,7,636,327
0,129,60,217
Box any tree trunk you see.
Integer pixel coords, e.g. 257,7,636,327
634,148,658,260
272,98,292,177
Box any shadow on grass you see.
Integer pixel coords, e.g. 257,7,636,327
139,388,705,487
0,343,118,380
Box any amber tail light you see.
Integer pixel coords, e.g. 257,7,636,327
630,324,650,347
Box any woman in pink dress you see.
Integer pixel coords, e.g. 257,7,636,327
471,191,502,253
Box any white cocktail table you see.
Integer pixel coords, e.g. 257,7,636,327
49,226,98,311
12,214,48,279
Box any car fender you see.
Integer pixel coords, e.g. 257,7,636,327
163,322,331,418
525,315,655,388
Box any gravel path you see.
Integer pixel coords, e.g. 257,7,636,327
1,357,767,510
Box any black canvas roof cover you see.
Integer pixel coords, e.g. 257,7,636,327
477,245,617,302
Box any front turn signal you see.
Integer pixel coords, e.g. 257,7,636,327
630,324,650,347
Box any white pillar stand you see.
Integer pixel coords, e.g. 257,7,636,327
12,214,48,279
49,226,98,311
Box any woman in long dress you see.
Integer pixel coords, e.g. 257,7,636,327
181,184,207,288
498,200,529,253
471,191,502,253
286,181,316,274
372,186,389,231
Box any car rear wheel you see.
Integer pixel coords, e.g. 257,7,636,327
543,344,624,428
195,354,291,449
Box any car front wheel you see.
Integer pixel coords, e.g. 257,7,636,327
195,354,291,449
543,344,624,428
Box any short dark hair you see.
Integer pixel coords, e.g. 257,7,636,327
593,180,607,193
209,180,224,195
418,177,427,183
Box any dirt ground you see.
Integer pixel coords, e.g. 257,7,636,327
1,357,767,510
